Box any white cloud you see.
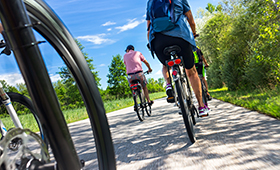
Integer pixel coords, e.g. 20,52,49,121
0,73,61,87
107,28,112,31
99,64,106,67
50,74,61,83
155,70,162,75
102,21,116,26
115,18,145,33
77,34,115,45
0,73,24,86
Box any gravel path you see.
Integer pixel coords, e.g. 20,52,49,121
69,97,280,170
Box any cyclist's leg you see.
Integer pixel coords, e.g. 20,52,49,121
137,72,153,104
202,66,211,97
179,45,208,116
185,66,203,108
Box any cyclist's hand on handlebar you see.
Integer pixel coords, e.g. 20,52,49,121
148,68,152,73
194,33,199,38
205,64,209,68
147,43,151,51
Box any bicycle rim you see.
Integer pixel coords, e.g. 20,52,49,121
181,78,195,125
201,81,208,106
175,79,195,143
147,105,152,117
134,94,143,122
23,0,116,169
136,90,145,121
190,107,197,126
142,93,151,117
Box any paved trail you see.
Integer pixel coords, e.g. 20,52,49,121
69,98,280,170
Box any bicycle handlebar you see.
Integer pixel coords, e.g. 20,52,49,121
144,71,150,75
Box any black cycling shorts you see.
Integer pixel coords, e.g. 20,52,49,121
152,33,194,69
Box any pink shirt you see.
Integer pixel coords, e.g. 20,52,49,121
123,50,145,74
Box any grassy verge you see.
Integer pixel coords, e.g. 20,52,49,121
104,91,166,113
1,91,166,133
209,86,280,119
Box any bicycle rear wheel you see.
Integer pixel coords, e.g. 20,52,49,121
175,79,195,143
1,0,116,169
134,90,145,121
181,77,196,125
0,92,48,146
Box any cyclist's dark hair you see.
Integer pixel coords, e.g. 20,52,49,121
125,45,134,52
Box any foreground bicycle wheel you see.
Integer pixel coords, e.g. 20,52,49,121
175,79,195,143
0,0,116,169
0,92,48,146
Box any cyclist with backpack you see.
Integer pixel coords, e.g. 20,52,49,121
123,45,154,107
146,0,209,117
193,47,212,101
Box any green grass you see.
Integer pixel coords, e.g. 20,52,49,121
209,86,280,119
1,91,166,133
104,91,166,113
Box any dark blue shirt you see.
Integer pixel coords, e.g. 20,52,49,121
146,0,197,50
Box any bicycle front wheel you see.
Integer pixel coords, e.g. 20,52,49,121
1,0,116,169
201,79,208,106
175,79,195,143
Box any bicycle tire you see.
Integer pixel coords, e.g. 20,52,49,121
146,104,152,117
175,79,195,143
190,107,197,125
135,90,145,121
142,94,151,117
180,76,196,125
201,80,208,106
1,0,116,169
0,92,48,146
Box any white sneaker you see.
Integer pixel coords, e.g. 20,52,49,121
198,107,208,117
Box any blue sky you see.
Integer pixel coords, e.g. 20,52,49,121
0,0,219,89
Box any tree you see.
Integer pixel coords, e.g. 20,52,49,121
107,54,130,98
0,80,18,93
58,39,101,87
146,78,165,93
57,39,101,109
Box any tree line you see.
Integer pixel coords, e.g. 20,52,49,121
196,0,279,91
1,40,164,111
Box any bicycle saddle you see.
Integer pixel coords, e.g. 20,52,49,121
163,45,181,56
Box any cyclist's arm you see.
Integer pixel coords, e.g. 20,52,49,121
143,60,152,73
201,55,209,67
0,23,3,33
184,10,196,36
147,20,151,41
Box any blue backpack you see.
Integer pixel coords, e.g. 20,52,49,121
151,0,175,32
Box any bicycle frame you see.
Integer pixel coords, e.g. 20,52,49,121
0,83,23,137
166,53,193,106
0,0,81,169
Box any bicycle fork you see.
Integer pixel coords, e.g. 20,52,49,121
0,83,23,138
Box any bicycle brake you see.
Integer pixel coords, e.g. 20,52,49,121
0,31,12,56
0,128,50,170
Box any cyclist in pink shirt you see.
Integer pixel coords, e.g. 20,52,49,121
123,45,154,106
